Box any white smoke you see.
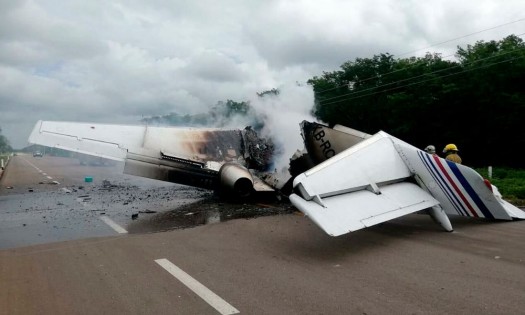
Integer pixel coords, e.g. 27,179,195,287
247,84,318,176
142,83,319,186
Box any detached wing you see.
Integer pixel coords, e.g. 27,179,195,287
28,120,275,193
290,132,439,236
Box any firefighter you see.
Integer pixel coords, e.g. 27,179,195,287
424,145,436,155
443,144,462,164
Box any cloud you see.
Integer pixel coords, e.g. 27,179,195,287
0,0,524,148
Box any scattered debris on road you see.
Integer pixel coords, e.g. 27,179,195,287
139,210,157,214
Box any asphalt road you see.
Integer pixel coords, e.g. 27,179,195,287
0,154,217,249
1,154,525,314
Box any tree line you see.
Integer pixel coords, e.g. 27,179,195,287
0,128,12,153
307,34,525,168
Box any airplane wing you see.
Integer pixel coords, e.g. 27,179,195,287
28,120,275,196
28,120,140,161
290,127,525,237
290,132,439,236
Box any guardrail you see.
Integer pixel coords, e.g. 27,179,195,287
1,155,8,169
0,154,12,179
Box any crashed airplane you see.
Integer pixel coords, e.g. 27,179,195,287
28,120,525,236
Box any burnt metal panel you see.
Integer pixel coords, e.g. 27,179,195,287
301,121,367,165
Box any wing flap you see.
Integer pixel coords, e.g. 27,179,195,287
290,182,439,236
294,132,412,200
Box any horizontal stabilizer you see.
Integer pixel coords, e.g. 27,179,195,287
290,131,441,236
290,182,439,236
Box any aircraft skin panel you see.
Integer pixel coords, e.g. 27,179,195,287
142,127,245,163
332,124,371,139
290,182,439,236
300,121,369,165
293,133,412,200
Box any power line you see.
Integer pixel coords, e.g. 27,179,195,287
318,54,525,107
393,17,525,58
311,52,456,95
312,24,525,96
316,44,525,105
314,32,525,96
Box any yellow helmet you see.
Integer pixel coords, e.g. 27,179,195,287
443,143,458,153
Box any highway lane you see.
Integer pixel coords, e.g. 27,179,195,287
1,153,124,194
0,154,215,249
1,154,525,314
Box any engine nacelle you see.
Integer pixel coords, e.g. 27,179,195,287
218,163,254,198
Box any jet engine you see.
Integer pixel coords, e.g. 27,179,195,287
218,163,254,198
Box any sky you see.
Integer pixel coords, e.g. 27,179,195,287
0,0,524,149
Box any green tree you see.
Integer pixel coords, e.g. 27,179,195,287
309,52,460,138
308,34,525,167
0,127,12,153
454,35,525,167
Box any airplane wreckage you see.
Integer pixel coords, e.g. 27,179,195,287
29,120,525,237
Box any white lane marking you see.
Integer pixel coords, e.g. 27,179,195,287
21,158,58,184
155,258,239,315
23,158,40,170
100,216,128,234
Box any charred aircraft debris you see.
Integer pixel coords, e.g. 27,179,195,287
28,120,525,237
